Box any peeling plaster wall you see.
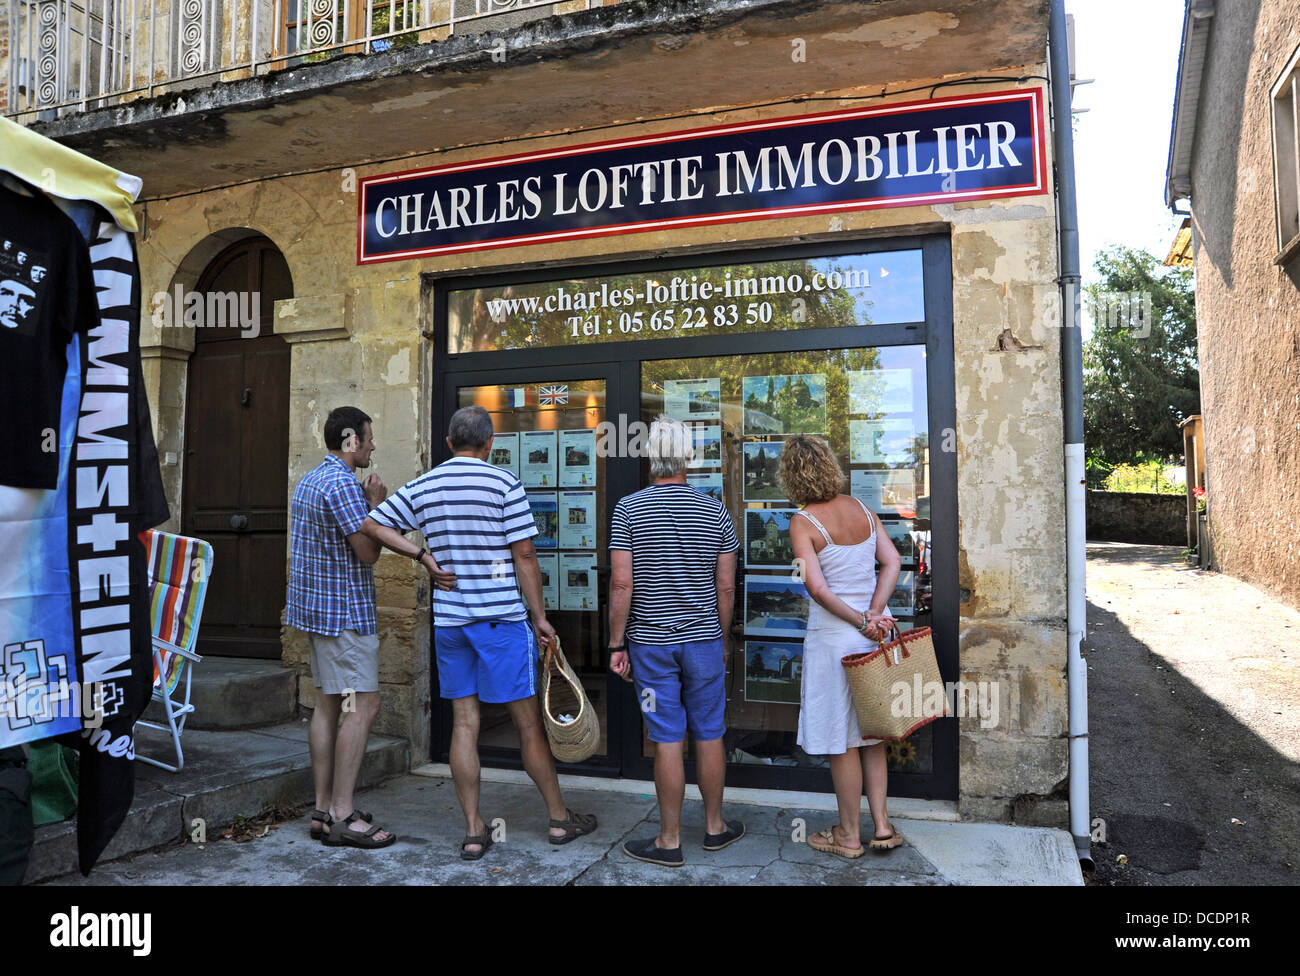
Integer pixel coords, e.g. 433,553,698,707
1189,1,1300,611
133,74,1067,819
940,189,1067,822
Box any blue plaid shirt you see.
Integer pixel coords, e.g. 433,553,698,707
285,454,376,636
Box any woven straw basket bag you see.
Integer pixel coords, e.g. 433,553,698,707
841,624,946,742
540,635,600,763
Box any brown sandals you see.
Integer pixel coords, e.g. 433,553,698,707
548,808,598,845
460,826,494,861
808,823,905,858
322,809,395,849
310,807,372,841
869,827,905,851
808,826,865,859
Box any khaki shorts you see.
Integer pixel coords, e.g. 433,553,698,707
309,630,379,695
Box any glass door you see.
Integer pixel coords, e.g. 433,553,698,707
436,364,625,772
633,345,939,792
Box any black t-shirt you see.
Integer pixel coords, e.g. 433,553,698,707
0,183,100,489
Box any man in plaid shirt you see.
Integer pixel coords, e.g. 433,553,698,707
286,406,395,849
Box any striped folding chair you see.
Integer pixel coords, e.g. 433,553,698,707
134,530,214,772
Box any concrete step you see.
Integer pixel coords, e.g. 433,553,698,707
25,722,408,883
143,657,298,730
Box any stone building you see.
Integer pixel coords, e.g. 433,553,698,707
1165,0,1300,610
5,0,1083,829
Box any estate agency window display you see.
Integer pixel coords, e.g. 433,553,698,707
442,243,941,782
642,344,932,772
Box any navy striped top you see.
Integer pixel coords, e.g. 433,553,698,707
368,456,537,626
610,483,740,644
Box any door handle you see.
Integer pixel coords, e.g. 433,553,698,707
592,564,612,574
230,514,249,530
240,387,252,407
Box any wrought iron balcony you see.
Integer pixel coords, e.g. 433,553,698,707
3,0,612,121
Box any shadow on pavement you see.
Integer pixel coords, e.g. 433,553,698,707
1085,545,1299,885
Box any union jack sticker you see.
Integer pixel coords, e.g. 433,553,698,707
538,384,569,406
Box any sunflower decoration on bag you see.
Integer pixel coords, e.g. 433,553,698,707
886,739,918,771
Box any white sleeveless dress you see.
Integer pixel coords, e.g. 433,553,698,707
795,497,892,756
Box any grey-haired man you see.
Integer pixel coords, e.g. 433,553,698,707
608,415,745,866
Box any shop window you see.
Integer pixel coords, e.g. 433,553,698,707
435,238,955,794
1272,44,1300,263
641,347,933,773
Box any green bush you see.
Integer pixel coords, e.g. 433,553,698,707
1102,460,1184,495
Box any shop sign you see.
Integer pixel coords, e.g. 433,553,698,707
358,88,1047,264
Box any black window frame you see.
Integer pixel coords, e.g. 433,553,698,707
425,232,959,801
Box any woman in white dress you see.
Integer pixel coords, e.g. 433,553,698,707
780,435,904,859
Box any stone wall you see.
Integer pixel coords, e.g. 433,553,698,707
1189,0,1300,611
945,186,1069,825
134,74,1069,821
1086,491,1188,547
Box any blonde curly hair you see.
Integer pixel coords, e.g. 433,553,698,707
778,434,844,507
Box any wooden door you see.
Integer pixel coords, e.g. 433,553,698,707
183,239,293,658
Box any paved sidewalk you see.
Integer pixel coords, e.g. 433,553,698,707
41,767,1082,886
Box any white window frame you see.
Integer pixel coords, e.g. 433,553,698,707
1271,43,1300,264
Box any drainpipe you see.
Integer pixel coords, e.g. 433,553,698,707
1049,0,1092,869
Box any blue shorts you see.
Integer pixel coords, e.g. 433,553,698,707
435,620,538,704
628,637,726,744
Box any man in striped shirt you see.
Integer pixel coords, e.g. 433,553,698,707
363,406,596,859
608,416,746,866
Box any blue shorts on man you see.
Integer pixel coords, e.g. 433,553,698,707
436,620,538,703
628,637,726,743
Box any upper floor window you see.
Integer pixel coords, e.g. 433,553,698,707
1272,44,1300,263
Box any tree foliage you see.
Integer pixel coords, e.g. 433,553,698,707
1083,245,1198,472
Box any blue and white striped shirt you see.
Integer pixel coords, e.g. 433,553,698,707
367,456,538,627
610,483,740,644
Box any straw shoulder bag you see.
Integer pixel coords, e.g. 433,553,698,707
540,635,600,763
841,624,946,742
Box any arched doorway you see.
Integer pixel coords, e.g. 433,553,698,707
182,236,292,658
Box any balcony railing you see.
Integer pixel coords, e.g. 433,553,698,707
4,0,611,121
